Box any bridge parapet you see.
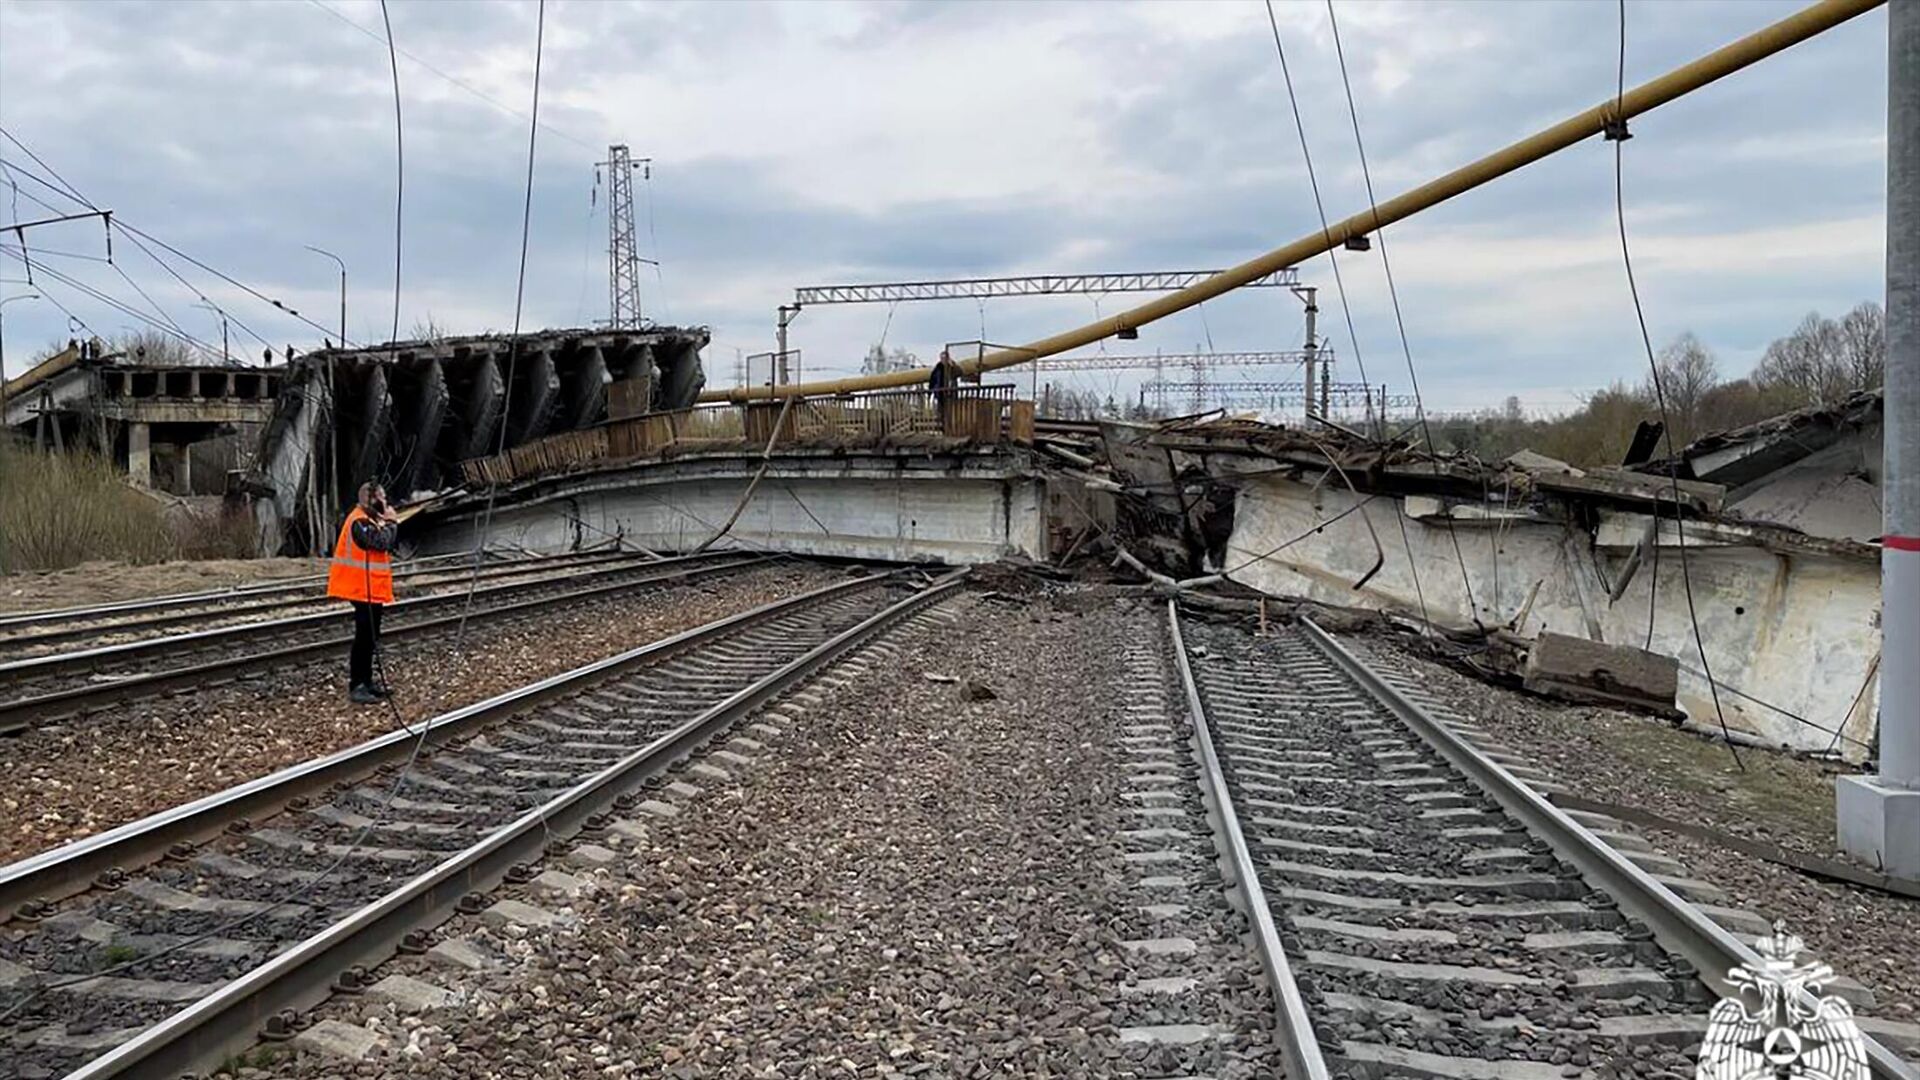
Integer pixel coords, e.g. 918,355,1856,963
459,384,1035,488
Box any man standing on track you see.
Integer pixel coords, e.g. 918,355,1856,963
327,481,399,705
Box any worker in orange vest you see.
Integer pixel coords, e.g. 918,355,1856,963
326,481,400,704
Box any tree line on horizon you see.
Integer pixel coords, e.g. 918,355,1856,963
1427,301,1885,468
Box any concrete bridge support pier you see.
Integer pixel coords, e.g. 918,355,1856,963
1839,0,1920,879
127,421,151,488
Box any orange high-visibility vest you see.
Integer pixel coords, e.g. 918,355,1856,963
326,506,394,604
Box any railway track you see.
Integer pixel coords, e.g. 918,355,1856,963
0,567,964,1079
0,547,651,656
0,551,762,734
1167,603,1919,1080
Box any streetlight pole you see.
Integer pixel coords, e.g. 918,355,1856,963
194,301,230,365
304,246,347,345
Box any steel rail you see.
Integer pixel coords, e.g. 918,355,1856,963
0,551,489,632
0,553,763,734
1166,601,1331,1080
0,568,882,920
703,0,1880,402
0,551,747,686
59,567,967,1079
0,549,653,651
1297,618,1920,1080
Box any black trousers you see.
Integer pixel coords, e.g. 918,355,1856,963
350,601,384,688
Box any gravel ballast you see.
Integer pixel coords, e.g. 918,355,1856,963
1,562,837,865
266,591,1277,1079
1343,628,1920,1023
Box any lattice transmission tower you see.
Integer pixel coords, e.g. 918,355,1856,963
599,145,651,329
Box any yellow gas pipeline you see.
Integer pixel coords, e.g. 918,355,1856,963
703,0,1882,404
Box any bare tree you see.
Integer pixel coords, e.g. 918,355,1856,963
1835,301,1885,390
112,330,200,366
1648,332,1719,444
1756,311,1855,406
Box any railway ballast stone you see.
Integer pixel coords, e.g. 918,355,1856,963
290,1018,380,1061
271,593,1279,1078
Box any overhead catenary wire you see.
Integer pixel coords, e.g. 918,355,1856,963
0,248,221,357
1323,0,1484,634
0,0,432,984
1607,0,1742,769
0,143,285,355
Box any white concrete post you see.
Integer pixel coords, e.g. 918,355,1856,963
1838,0,1920,878
127,422,152,488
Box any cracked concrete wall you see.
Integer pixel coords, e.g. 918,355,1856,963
1226,474,1881,759
414,460,1047,566
1721,424,1884,544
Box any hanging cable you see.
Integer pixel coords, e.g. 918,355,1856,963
305,0,596,152
1261,0,1432,635
642,161,668,322
1608,0,1741,768
1324,0,1484,634
1260,1,1375,429
454,0,547,652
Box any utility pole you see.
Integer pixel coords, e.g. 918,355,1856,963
775,304,799,385
1302,286,1318,422
600,145,650,330
1838,0,1920,879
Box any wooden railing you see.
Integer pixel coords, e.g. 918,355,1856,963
461,383,1034,486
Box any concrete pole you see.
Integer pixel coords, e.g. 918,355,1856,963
1302,287,1318,422
1838,0,1920,878
775,305,798,386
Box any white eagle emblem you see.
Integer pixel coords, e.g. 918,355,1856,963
1697,921,1868,1080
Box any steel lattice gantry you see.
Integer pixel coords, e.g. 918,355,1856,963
1034,350,1321,372
791,269,1301,306
1141,379,1418,412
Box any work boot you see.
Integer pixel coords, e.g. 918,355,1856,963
371,684,394,700
350,684,380,705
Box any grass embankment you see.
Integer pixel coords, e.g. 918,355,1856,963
0,441,254,572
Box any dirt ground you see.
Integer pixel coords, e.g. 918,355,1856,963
0,557,327,614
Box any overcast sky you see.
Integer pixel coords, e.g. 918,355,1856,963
0,0,1888,416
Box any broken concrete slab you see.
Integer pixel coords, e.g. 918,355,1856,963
1522,631,1679,714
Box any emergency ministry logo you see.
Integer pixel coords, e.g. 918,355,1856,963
1697,921,1867,1080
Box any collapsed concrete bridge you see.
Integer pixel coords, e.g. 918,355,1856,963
244,326,709,553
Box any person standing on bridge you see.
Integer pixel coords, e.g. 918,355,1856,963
327,481,400,705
